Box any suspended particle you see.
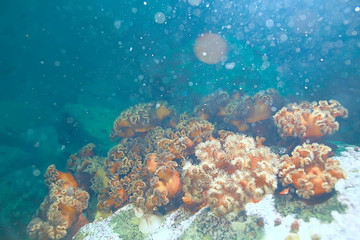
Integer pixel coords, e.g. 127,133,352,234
188,0,201,7
193,33,228,64
154,12,166,24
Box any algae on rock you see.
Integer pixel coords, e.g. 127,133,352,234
275,192,347,223
179,208,264,240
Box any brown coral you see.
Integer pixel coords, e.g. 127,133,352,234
97,175,129,213
66,143,104,174
98,127,167,214
78,143,95,157
106,143,135,175
279,143,346,198
247,88,284,122
157,115,214,159
225,88,283,131
110,101,174,140
98,124,184,215
183,133,279,216
273,100,348,139
193,88,283,134
144,159,181,211
194,90,230,120
182,162,211,212
27,165,89,240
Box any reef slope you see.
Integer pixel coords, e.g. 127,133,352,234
74,145,360,240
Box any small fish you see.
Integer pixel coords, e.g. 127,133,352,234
279,187,291,195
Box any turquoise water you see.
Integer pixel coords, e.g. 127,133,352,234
0,0,359,239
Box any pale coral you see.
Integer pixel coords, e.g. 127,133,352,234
183,133,279,216
279,143,346,198
273,100,348,139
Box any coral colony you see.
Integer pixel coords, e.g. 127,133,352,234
27,89,348,239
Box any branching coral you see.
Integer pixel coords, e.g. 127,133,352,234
183,133,279,216
90,168,109,195
27,165,89,240
110,101,174,140
273,100,348,139
279,143,346,198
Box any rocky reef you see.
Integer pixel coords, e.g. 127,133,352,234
74,146,360,240
25,88,355,240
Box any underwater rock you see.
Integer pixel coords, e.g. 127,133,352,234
20,125,62,160
74,204,263,240
0,101,55,146
0,101,61,167
0,145,29,176
274,189,347,223
61,103,118,150
0,166,47,240
73,205,145,240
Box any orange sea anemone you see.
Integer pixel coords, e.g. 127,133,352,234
155,161,181,200
279,143,346,198
97,175,129,213
142,153,182,212
273,100,348,139
27,165,89,240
